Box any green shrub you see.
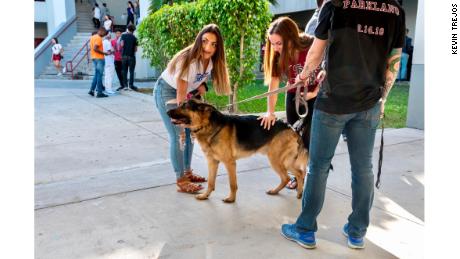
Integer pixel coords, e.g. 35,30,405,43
138,0,272,111
138,2,205,71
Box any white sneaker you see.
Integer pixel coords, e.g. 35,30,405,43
105,90,116,95
57,72,62,76
62,67,66,73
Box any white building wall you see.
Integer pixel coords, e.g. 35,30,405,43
34,0,76,37
410,0,423,65
406,0,424,129
35,1,48,23
270,0,317,14
65,0,76,22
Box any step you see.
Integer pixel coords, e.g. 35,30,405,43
65,43,90,48
66,42,90,46
41,74,94,80
44,63,92,70
71,35,93,39
43,69,91,73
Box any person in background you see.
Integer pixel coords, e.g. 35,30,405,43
89,27,110,98
119,24,138,91
404,29,413,80
134,0,141,25
100,2,106,26
126,1,135,26
51,38,65,76
103,15,113,34
92,3,101,28
102,3,111,17
112,30,125,90
103,33,116,95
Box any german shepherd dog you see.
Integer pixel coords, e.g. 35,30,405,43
167,99,308,203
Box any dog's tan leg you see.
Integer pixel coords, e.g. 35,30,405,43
222,160,237,203
196,158,219,201
293,169,305,199
266,156,290,195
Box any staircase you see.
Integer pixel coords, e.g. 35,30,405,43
38,1,96,80
38,32,93,80
76,0,96,33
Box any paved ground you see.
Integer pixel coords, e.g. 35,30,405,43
35,79,424,259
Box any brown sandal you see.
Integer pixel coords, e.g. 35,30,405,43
177,177,203,194
184,170,207,183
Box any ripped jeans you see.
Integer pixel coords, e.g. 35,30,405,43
154,78,194,179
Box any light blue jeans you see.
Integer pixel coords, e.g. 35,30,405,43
154,78,193,179
90,59,105,93
295,101,381,238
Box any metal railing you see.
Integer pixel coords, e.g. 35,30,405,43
34,15,77,61
65,39,90,79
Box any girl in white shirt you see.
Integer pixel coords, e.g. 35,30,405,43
154,24,231,194
51,38,64,76
103,16,112,34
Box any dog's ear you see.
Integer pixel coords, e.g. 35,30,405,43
197,103,216,113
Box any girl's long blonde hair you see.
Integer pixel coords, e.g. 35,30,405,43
167,24,231,95
263,17,314,85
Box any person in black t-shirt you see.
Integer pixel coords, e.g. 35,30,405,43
281,0,405,250
118,24,138,91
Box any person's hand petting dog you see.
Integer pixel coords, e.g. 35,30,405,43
258,112,277,130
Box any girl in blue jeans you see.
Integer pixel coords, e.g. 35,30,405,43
154,24,231,194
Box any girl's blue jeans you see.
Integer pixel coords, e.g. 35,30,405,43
154,78,193,179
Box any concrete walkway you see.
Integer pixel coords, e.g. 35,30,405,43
35,79,424,259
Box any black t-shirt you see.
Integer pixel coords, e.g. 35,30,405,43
314,0,406,114
121,33,138,57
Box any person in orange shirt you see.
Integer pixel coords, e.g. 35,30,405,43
89,27,110,98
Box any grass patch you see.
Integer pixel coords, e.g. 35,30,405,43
206,80,410,128
382,81,410,128
144,79,410,128
204,79,285,113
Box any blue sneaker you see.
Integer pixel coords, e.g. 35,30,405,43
281,224,316,249
342,223,365,249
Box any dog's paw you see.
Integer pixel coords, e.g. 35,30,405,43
266,189,279,195
222,197,235,203
195,193,209,200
